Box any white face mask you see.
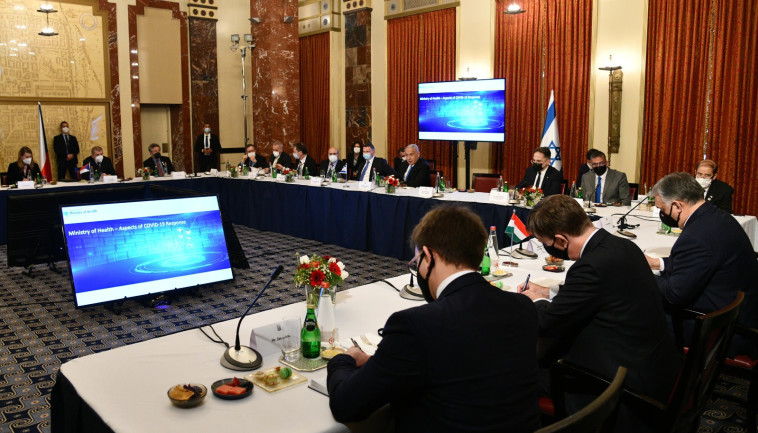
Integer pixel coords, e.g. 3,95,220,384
696,177,712,189
401,156,407,162
272,151,280,157
293,152,300,160
204,128,211,134
328,154,338,163
95,155,104,163
23,157,32,165
353,147,360,154
362,153,371,161
62,127,70,134
247,152,255,159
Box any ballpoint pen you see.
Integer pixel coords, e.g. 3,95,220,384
520,274,531,293
350,337,364,352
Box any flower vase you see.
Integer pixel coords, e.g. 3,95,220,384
231,169,238,178
526,197,535,207
386,184,396,194
304,285,336,308
142,171,150,181
285,173,294,182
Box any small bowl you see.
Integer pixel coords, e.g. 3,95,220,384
211,378,254,400
167,384,207,408
545,257,565,266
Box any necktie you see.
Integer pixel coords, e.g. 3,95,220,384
360,160,370,181
596,176,602,203
156,158,164,176
205,136,209,149
64,135,69,153
535,171,542,188
404,164,413,181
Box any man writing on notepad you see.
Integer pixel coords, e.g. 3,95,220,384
327,205,539,432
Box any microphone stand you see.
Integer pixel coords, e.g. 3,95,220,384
400,274,423,300
616,195,649,230
221,265,284,371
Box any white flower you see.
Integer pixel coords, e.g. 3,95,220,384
299,255,310,265
329,257,337,263
341,271,348,280
337,261,345,271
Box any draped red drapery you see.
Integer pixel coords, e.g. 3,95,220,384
299,32,330,162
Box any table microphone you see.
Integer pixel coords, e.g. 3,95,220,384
617,195,649,231
514,235,537,259
400,274,423,300
221,265,284,371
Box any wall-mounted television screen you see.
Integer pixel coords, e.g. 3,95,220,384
61,196,233,307
418,79,506,142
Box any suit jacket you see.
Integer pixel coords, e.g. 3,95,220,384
143,155,174,174
355,157,395,182
657,202,758,355
294,154,318,177
81,156,117,180
346,154,362,180
53,134,79,163
580,168,631,205
269,152,293,170
535,229,680,431
194,134,221,155
704,178,733,214
327,272,539,432
240,154,269,169
319,159,346,177
7,162,41,185
397,158,431,187
516,165,562,196
577,163,591,187
393,156,405,172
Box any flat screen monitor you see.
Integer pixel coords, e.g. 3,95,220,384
61,196,234,307
418,78,506,142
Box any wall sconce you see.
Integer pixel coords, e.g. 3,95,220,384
283,16,294,23
37,3,59,36
230,34,255,147
249,17,261,24
598,55,623,157
504,2,526,14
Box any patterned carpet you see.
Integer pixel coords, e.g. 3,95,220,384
0,226,754,433
0,226,408,433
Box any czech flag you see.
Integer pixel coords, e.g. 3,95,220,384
37,102,53,181
80,163,91,174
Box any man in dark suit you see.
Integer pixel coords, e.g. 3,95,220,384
516,146,562,196
397,144,431,187
520,195,680,432
646,172,757,356
240,144,268,171
580,149,631,205
292,142,318,177
143,143,174,175
194,123,221,172
81,146,116,181
393,148,405,172
268,140,293,173
328,206,539,432
695,159,733,213
355,142,395,182
53,121,80,181
576,149,593,186
319,147,345,179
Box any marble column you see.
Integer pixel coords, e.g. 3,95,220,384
251,0,300,153
189,12,219,171
98,0,124,177
344,9,372,146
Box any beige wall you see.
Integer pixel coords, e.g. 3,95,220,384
137,8,183,104
370,7,388,158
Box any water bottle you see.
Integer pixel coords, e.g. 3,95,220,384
569,181,577,198
316,290,335,347
487,226,500,267
497,176,503,191
503,180,509,194
480,245,490,276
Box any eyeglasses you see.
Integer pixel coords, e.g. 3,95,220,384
589,161,607,168
695,173,714,179
530,160,546,165
407,251,425,277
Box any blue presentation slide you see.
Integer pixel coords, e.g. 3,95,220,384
61,197,233,306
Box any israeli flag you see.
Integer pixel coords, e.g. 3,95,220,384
540,90,561,171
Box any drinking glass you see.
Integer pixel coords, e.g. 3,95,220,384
280,315,301,362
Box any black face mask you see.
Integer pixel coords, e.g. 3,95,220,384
154,152,162,159
543,236,570,260
659,203,680,228
532,163,543,172
416,252,436,303
593,165,607,176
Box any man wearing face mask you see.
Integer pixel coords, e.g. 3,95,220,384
81,146,116,181
319,147,345,178
695,159,733,213
240,144,268,172
519,195,680,433
194,123,221,172
355,142,395,182
53,121,80,181
268,141,293,172
393,148,406,172
644,172,757,356
292,142,318,177
515,146,562,196
346,140,363,180
143,143,174,175
580,149,631,205
327,205,539,432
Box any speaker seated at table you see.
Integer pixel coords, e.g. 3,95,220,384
355,143,395,182
143,143,174,175
516,147,562,196
396,144,431,187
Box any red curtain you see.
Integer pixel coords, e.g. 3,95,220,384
493,0,592,188
641,0,758,215
387,8,456,181
299,33,330,162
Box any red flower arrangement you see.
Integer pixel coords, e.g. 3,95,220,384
384,175,399,187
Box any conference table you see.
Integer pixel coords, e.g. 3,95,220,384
50,202,746,433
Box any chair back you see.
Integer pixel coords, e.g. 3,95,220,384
667,292,744,430
426,159,436,171
537,366,627,433
561,179,568,195
472,173,500,193
629,187,636,199
0,172,7,186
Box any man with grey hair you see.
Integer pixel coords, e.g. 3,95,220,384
645,172,758,356
268,140,292,173
398,144,431,187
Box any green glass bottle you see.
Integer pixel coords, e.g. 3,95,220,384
577,187,583,199
301,304,321,359
503,181,509,193
332,169,338,183
480,245,490,276
304,167,310,180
